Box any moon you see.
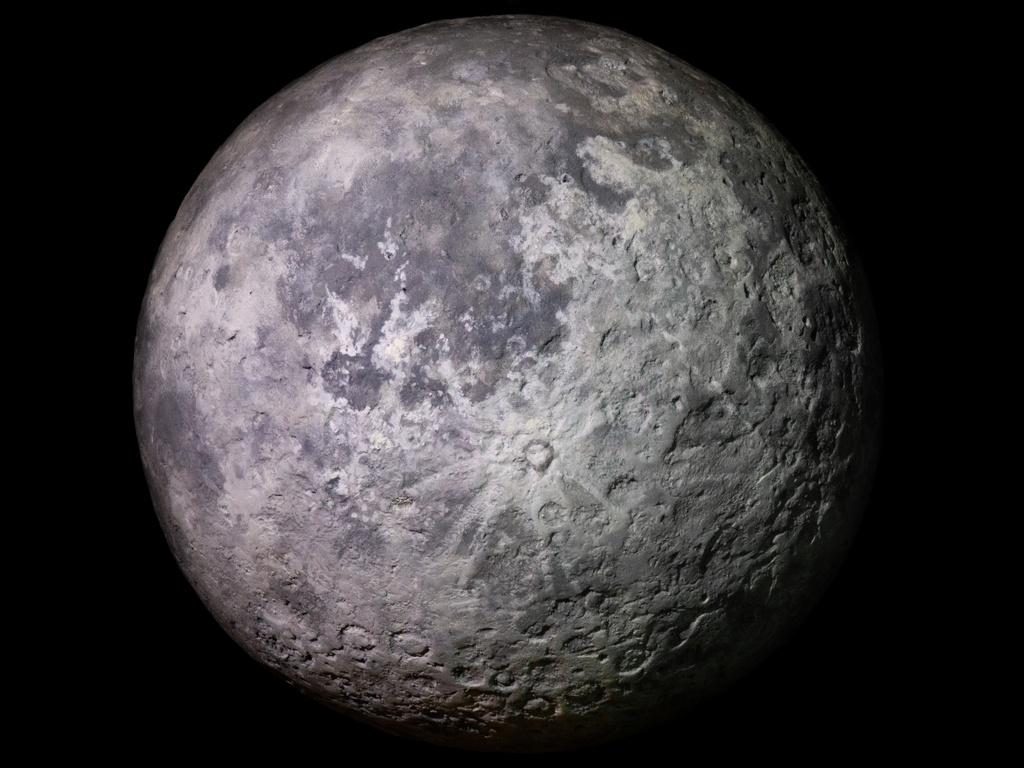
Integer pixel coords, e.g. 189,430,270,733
134,16,881,751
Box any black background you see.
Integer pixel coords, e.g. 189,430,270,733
97,4,941,761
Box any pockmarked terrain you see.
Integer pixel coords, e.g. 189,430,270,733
134,16,881,751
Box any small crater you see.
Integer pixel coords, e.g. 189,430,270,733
340,625,375,650
393,633,429,657
451,665,488,686
505,335,527,357
538,501,567,527
523,698,553,714
525,441,553,471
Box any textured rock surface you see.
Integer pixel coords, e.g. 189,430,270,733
134,16,881,751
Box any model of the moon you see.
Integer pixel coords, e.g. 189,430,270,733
135,16,881,751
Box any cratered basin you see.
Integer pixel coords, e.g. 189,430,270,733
134,16,881,752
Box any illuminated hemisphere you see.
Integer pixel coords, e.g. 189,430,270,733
134,16,881,751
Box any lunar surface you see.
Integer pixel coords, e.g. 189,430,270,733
134,16,881,751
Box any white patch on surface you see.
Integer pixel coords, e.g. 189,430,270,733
340,252,367,269
377,217,401,261
373,291,437,372
578,135,678,189
325,290,373,357
304,137,373,194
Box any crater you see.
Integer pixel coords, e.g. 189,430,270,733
525,441,554,471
